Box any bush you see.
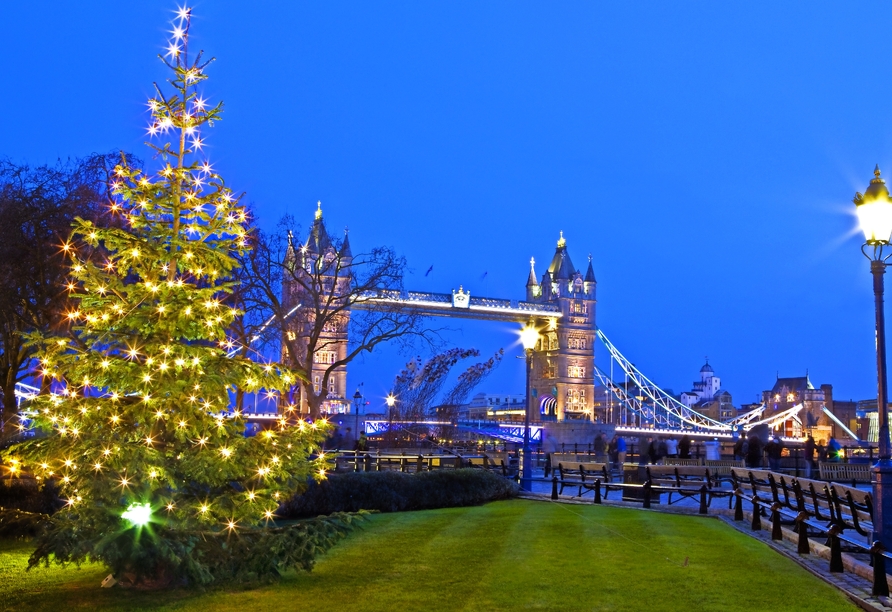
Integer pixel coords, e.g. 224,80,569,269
0,508,51,538
279,468,518,518
0,479,62,514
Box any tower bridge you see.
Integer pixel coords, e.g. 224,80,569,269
352,288,562,322
281,205,804,437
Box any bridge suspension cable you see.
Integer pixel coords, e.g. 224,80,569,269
596,329,731,432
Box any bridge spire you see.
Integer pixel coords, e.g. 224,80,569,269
584,254,596,284
315,200,323,220
557,230,566,248
526,257,539,288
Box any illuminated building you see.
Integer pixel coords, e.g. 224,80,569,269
524,232,597,421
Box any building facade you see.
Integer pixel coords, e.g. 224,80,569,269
524,232,597,421
282,203,351,415
679,361,736,421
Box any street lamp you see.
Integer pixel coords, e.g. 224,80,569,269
854,165,892,554
520,323,540,492
353,389,363,414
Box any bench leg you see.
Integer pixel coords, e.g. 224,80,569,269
734,490,744,522
699,485,708,515
771,504,783,540
872,542,889,597
795,512,810,555
828,526,844,573
751,498,762,531
594,479,602,504
551,476,559,500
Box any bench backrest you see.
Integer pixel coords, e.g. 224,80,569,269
663,458,703,466
828,481,871,507
705,459,745,468
557,462,607,476
645,465,677,478
551,452,598,465
674,466,709,478
818,462,871,483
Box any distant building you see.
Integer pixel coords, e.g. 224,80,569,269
759,374,860,442
679,361,736,421
463,393,526,421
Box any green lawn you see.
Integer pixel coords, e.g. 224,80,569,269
0,500,857,612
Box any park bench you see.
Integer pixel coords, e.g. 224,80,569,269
427,455,461,470
645,465,731,507
556,462,606,496
818,462,871,485
825,482,873,544
704,459,745,484
551,452,598,468
466,454,509,476
662,458,703,466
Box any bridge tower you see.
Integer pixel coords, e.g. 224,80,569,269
525,232,597,421
282,203,351,415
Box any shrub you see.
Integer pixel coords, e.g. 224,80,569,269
279,468,518,518
0,508,51,538
0,479,63,514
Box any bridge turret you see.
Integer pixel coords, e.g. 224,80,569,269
526,257,540,301
526,230,597,423
584,255,596,297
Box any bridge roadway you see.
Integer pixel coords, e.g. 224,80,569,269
352,288,562,323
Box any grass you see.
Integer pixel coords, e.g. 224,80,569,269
0,499,858,612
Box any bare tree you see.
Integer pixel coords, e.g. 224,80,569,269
0,153,129,438
234,213,441,418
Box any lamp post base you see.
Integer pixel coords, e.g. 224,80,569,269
872,459,892,551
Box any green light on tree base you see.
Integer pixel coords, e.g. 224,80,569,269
122,502,152,527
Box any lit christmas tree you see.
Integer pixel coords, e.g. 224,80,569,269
4,7,352,585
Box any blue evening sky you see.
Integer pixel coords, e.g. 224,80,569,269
1,2,889,409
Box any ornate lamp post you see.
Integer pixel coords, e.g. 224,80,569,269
854,165,892,552
520,323,540,492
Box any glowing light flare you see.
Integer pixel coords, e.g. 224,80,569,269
856,199,892,245
519,324,540,350
122,503,152,527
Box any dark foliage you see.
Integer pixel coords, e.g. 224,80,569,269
279,469,518,518
26,511,366,587
0,507,51,538
0,478,62,514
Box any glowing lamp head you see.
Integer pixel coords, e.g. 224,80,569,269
854,165,892,245
122,502,152,527
520,325,539,351
385,394,396,408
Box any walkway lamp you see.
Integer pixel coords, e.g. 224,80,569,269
520,323,540,492
854,165,892,553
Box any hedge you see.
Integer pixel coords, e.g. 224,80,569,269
279,468,518,518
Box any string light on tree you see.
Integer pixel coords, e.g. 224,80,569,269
1,6,336,585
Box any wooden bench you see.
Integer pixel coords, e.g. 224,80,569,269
557,462,608,496
646,465,730,506
826,482,873,543
466,455,508,476
663,458,703,466
427,456,462,469
818,462,872,485
704,459,745,484
551,452,598,467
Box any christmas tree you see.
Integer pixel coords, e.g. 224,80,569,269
4,7,354,585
